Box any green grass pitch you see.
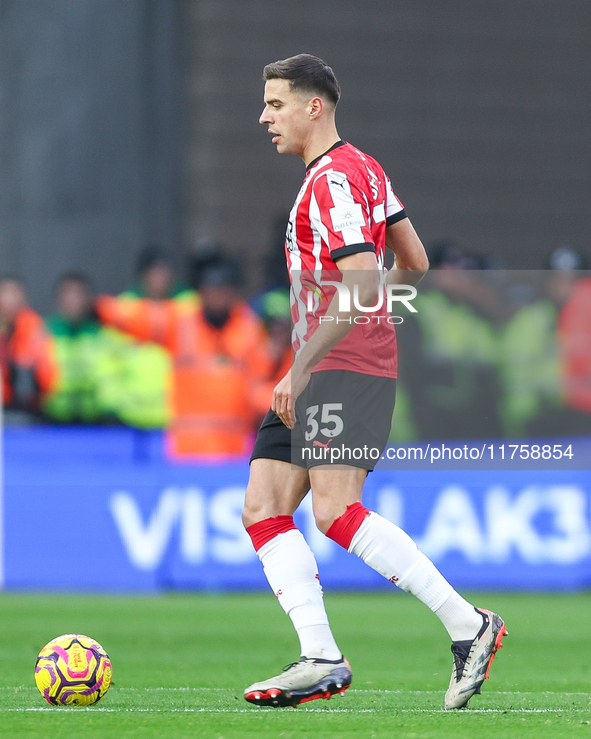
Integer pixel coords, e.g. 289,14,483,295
0,591,590,738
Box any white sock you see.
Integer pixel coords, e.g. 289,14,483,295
257,529,342,660
433,592,485,642
349,512,482,641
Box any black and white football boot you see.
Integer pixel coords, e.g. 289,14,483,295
244,655,352,707
445,607,508,710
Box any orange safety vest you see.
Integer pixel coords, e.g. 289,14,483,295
97,296,273,455
558,278,591,412
167,303,272,456
0,308,57,407
95,294,197,345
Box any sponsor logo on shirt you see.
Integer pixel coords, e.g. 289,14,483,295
330,203,365,232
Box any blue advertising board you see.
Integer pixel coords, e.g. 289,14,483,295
2,427,591,591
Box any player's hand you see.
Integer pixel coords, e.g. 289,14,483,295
272,369,292,428
272,366,311,428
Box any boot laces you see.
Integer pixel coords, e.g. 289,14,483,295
282,657,309,672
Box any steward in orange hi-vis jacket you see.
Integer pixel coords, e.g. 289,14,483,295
97,263,272,456
0,277,57,412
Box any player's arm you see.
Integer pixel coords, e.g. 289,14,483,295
281,222,426,386
297,250,379,371
272,250,380,427
383,173,429,285
385,218,429,286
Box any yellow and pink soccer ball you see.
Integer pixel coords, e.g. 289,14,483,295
34,634,112,706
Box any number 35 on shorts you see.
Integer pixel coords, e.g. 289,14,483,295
305,403,344,441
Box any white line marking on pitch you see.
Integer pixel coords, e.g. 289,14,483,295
1,708,590,715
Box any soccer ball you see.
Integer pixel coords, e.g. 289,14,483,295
34,633,112,706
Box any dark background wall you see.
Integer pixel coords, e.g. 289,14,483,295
1,0,590,310
0,0,185,312
186,0,591,285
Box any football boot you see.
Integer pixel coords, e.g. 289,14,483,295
244,655,352,707
445,607,507,710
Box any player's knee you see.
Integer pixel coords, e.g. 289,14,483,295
242,483,283,529
242,503,268,530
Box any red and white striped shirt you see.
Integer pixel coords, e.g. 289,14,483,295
286,141,407,378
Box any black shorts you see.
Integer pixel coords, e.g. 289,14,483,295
251,370,396,471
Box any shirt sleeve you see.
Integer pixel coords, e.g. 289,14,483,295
309,171,376,261
385,176,407,226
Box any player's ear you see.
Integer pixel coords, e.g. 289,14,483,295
308,96,324,120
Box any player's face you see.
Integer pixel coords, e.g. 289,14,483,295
259,79,313,157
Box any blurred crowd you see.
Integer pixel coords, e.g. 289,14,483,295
394,244,591,442
0,245,291,456
1,241,590,455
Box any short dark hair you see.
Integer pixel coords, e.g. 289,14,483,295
263,54,340,107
